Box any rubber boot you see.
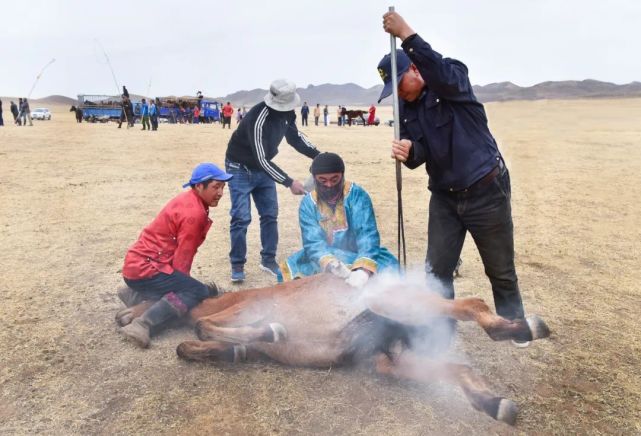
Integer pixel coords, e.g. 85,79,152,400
119,298,181,348
117,285,144,307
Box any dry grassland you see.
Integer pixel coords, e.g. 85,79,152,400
0,99,640,434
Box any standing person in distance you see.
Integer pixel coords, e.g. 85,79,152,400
300,101,309,126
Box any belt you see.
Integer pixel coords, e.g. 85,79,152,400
450,159,504,193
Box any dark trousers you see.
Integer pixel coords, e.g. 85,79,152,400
141,115,150,130
118,110,126,127
302,115,308,126
0,112,3,126
426,166,525,320
225,160,279,270
150,114,158,130
124,270,209,312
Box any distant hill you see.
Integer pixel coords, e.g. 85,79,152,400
0,95,76,106
5,80,640,109
215,79,641,107
472,80,641,102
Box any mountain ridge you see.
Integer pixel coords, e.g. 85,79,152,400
5,79,640,107
217,80,641,106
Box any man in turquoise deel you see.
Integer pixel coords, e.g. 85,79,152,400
281,152,398,287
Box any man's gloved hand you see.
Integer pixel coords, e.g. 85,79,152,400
325,259,351,279
345,269,370,288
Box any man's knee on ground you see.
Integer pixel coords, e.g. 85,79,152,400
192,283,211,304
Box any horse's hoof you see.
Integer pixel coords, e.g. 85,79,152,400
526,315,551,340
115,307,135,327
177,341,237,362
269,323,287,343
195,320,211,341
495,398,518,426
177,341,209,361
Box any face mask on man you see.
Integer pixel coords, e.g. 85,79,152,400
315,175,344,205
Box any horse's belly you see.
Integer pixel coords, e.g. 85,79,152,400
257,286,367,366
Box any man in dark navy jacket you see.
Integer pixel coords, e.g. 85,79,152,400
225,79,320,283
379,11,528,346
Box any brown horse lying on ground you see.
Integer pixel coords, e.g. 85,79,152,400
116,273,550,425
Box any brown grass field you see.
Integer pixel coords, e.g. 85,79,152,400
1,99,640,434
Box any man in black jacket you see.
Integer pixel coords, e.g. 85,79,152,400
380,10,528,347
10,101,19,125
225,79,320,282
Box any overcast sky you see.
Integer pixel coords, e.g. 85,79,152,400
1,0,639,99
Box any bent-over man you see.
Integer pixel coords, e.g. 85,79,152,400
380,10,528,346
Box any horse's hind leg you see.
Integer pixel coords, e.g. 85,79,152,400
375,350,518,425
195,302,286,344
177,340,262,363
367,289,549,342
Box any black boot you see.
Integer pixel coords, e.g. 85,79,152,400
119,298,181,348
117,285,144,307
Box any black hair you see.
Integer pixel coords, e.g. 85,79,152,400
191,178,217,189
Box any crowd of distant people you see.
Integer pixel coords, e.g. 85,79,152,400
0,97,34,127
301,101,378,127
0,89,378,131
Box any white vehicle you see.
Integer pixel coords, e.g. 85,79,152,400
31,108,52,120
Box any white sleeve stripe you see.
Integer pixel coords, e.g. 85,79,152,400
256,108,285,182
253,107,286,182
254,108,280,180
297,130,317,149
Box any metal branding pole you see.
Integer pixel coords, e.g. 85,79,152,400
389,5,406,268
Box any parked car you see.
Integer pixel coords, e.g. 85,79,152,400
31,108,52,120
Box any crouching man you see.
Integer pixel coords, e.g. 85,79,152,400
281,152,398,287
118,163,232,348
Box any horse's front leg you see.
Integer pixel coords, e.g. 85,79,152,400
375,351,518,425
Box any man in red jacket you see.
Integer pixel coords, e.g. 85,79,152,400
118,163,232,348
222,101,234,129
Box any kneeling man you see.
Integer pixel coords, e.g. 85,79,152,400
119,163,232,348
281,152,398,287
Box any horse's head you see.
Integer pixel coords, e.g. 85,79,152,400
69,105,76,112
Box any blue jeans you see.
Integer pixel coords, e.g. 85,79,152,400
124,270,209,311
426,165,525,320
226,160,279,269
